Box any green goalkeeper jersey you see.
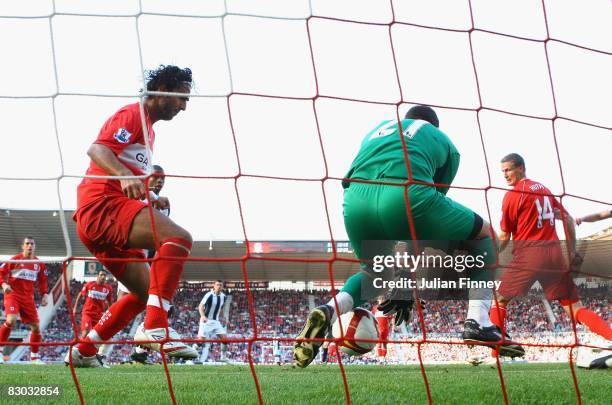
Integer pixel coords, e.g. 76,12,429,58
345,119,460,194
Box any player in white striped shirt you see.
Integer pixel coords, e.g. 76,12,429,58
197,280,229,363
272,331,282,366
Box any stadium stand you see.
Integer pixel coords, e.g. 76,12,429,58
17,284,608,364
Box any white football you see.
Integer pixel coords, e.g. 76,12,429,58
332,308,379,356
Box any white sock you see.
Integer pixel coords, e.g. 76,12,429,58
199,343,210,362
326,291,354,324
86,330,102,348
146,294,171,311
467,289,493,327
97,344,113,356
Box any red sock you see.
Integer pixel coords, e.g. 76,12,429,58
144,306,168,330
144,237,191,330
575,308,612,340
30,330,42,356
490,305,507,330
0,322,12,344
77,293,146,356
489,305,507,357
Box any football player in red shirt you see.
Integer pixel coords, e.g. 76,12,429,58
327,341,339,363
0,237,49,364
73,271,113,339
490,154,611,358
66,65,197,367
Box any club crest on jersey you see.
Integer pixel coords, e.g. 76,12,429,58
114,128,132,144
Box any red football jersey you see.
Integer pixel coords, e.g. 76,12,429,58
0,254,48,297
501,178,563,242
328,342,338,361
77,102,155,203
80,281,113,315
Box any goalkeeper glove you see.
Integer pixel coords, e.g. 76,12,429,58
379,299,417,326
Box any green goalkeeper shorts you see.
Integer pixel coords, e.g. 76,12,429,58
343,180,480,261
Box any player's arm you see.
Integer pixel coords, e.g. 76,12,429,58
74,283,88,314
563,215,580,270
0,263,11,294
72,293,81,314
198,296,208,322
107,286,113,309
575,209,612,225
88,144,146,200
39,263,49,306
198,303,207,322
219,297,228,322
552,200,577,261
499,192,516,253
498,230,511,253
562,212,577,256
433,145,460,195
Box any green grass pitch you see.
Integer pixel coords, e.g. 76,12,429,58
0,363,608,404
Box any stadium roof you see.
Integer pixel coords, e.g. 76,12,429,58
0,209,360,281
2,210,610,282
584,226,612,241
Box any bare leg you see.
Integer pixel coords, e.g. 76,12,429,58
127,208,191,250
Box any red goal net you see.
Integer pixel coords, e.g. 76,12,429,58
1,1,610,404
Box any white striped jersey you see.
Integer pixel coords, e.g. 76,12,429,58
273,340,281,355
200,290,226,321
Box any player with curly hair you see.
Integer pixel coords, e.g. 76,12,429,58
65,65,197,367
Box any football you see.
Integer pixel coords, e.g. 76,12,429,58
332,308,379,356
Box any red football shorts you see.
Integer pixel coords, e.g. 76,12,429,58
4,293,39,324
80,312,103,332
498,246,578,302
74,193,147,278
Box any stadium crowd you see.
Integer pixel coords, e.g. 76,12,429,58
3,279,606,364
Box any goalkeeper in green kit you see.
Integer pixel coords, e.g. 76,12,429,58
293,105,524,367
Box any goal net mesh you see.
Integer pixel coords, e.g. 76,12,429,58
0,1,610,404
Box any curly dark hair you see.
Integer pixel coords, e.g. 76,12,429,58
145,65,192,92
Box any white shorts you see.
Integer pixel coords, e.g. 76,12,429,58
198,320,227,338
